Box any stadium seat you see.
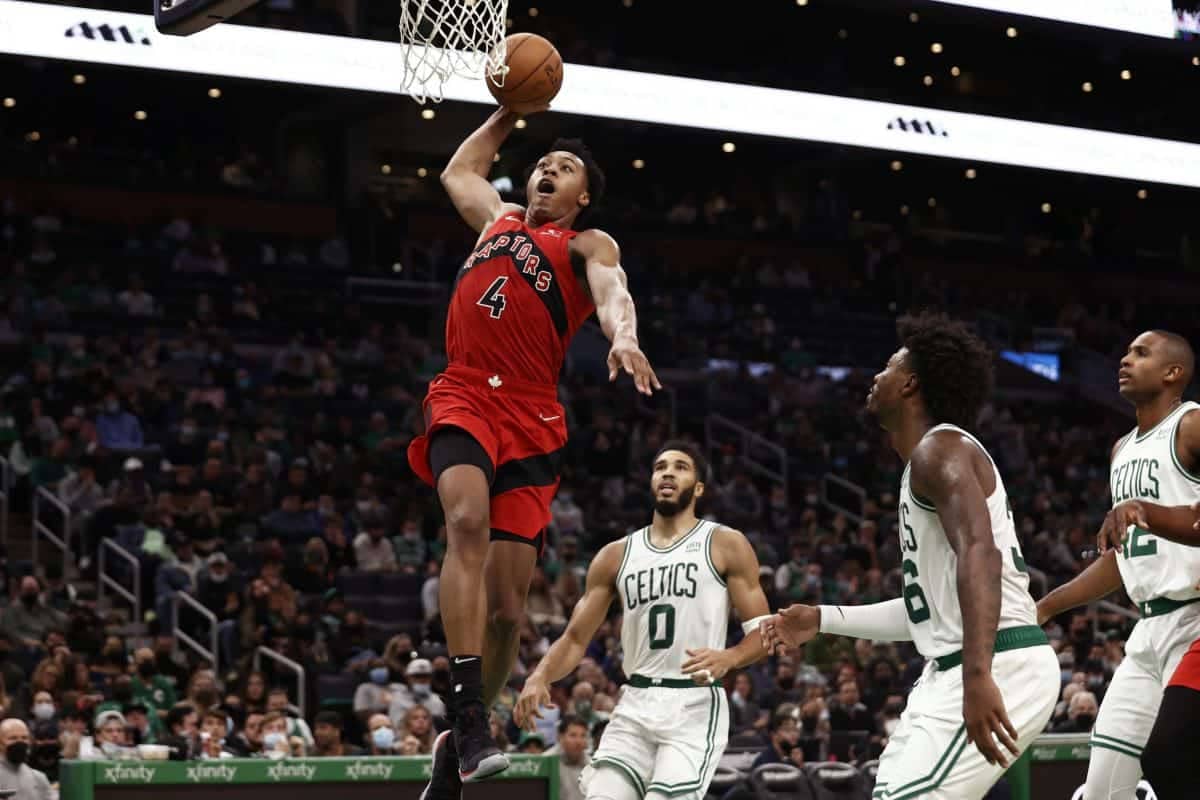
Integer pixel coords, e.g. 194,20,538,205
805,762,870,799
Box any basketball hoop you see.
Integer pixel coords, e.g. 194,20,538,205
398,0,510,104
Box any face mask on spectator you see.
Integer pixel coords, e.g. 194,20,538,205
1075,713,1095,729
372,727,395,750
370,668,389,686
263,732,286,751
138,661,156,679
20,590,37,608
574,701,591,719
6,742,28,765
33,703,55,720
411,683,431,698
1060,669,1073,682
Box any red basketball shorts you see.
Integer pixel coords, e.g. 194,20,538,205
1168,636,1200,691
407,364,566,551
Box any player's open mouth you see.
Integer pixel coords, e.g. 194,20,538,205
658,484,676,495
536,178,555,195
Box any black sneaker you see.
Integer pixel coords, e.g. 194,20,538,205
454,702,509,783
420,729,463,800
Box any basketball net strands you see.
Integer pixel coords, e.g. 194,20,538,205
155,0,509,104
398,0,511,103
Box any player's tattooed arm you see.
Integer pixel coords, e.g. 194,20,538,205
912,432,1020,767
440,108,524,233
682,527,770,682
1101,413,1200,549
514,539,624,730
573,229,662,396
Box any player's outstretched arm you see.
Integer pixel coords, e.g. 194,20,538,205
681,528,770,682
514,539,624,730
761,599,911,656
913,433,1019,767
573,230,661,396
1035,549,1120,624
440,108,522,233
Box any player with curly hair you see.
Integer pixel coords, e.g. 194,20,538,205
763,312,1059,800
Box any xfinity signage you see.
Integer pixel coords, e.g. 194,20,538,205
3,0,1200,187
929,0,1179,39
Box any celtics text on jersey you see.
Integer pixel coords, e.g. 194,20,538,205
615,520,731,681
1109,402,1200,605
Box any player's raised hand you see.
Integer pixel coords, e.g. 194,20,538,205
514,676,555,732
1097,500,1148,553
759,605,820,656
682,648,734,684
963,674,1020,767
608,336,662,396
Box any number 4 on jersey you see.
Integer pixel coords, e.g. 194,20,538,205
477,276,508,319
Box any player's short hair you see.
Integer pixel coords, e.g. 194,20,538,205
653,440,709,484
1150,329,1195,391
558,714,588,735
898,312,994,429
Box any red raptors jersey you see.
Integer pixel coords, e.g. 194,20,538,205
446,213,595,387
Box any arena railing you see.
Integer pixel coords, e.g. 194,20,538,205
705,414,787,486
821,473,866,524
0,454,9,546
98,538,141,624
254,646,307,719
172,591,219,674
32,486,71,575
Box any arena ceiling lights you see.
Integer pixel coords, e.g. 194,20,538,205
4,1,1200,189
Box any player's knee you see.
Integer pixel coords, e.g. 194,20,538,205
443,499,489,541
488,601,523,634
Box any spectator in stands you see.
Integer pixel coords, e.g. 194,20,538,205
312,710,363,756
354,661,396,725
81,710,127,759
387,658,445,725
28,719,60,783
526,567,566,629
95,390,144,451
117,275,156,317
195,553,242,666
392,517,426,573
240,672,268,714
266,687,313,748
725,706,803,800
1052,690,1098,733
398,704,434,754
0,718,52,800
260,711,292,759
728,671,765,735
132,647,176,716
57,454,104,568
366,713,398,754
160,704,199,760
517,730,546,754
229,710,263,756
545,715,590,800
199,709,235,759
3,577,66,656
124,703,156,745
353,514,396,573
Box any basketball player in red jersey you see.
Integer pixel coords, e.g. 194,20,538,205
410,105,660,797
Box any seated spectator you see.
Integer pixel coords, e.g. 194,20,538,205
312,710,364,757
117,276,156,316
830,679,875,734
131,648,177,719
124,703,157,746
353,515,397,572
28,719,60,784
517,730,546,754
3,578,66,655
391,518,426,573
266,688,313,748
197,709,235,759
1052,690,1098,733
0,718,53,800
80,710,126,760
526,567,566,629
260,711,293,759
159,704,199,760
354,662,396,724
95,391,144,451
263,493,321,545
229,710,264,756
545,715,590,800
398,704,434,754
388,658,445,725
728,671,765,735
365,713,399,755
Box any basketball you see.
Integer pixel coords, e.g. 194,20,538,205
487,33,563,113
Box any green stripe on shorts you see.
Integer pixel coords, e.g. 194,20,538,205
882,725,969,800
645,686,720,796
592,757,646,796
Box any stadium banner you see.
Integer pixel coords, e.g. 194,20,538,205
60,756,558,800
929,0,1180,39
3,1,1200,187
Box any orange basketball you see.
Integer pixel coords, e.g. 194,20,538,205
487,33,563,113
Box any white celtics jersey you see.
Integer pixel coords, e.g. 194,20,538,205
1110,401,1200,605
616,520,730,681
898,424,1038,659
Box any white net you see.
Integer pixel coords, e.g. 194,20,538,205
398,0,510,104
